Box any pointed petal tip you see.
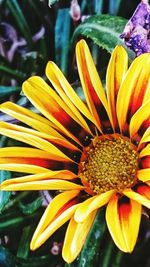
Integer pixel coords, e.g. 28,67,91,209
30,241,37,251
76,39,87,49
113,44,127,55
62,254,74,264
74,212,83,223
45,61,53,74
22,76,40,89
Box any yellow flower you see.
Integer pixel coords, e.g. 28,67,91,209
0,40,150,263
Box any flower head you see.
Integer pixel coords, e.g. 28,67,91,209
0,40,150,263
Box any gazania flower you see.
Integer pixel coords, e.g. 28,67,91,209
0,40,150,263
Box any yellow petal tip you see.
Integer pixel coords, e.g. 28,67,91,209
30,241,38,251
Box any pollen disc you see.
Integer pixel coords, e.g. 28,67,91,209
79,134,138,194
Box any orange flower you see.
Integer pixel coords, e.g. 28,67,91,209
0,40,150,263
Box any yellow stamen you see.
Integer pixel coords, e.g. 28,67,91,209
79,134,138,194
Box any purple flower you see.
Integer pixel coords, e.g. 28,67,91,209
120,0,150,56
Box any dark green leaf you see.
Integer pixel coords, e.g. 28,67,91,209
55,8,71,75
111,250,124,267
108,0,121,15
0,65,26,79
17,226,33,259
0,86,21,97
98,238,124,267
4,192,29,211
6,0,32,47
0,210,41,231
0,171,11,212
0,136,8,148
19,197,43,215
93,0,103,14
76,209,106,267
72,15,135,59
16,255,59,267
99,239,115,267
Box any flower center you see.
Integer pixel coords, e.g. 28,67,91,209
79,134,138,194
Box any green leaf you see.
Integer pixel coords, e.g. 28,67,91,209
72,15,135,59
6,0,32,47
0,136,8,148
111,251,124,267
99,239,115,267
0,246,16,267
0,65,26,79
19,197,43,215
98,238,124,267
17,226,33,259
0,210,41,231
76,209,106,267
0,171,11,212
0,86,21,97
16,255,59,267
93,0,103,14
55,8,71,75
108,0,121,15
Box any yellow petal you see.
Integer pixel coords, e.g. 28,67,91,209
139,144,150,158
117,53,150,132
0,101,60,136
106,45,128,129
62,210,97,263
119,199,141,252
31,203,79,250
31,190,80,249
46,61,93,135
0,122,72,162
76,39,113,131
106,193,128,252
129,100,150,140
1,179,84,191
1,170,77,186
74,190,114,222
0,147,61,159
23,77,85,146
0,163,48,174
0,102,80,151
137,168,150,182
123,189,150,209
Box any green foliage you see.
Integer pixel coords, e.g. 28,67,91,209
6,0,33,47
76,210,106,267
17,226,34,259
0,171,11,212
0,86,21,98
65,210,124,267
108,0,122,15
73,15,127,52
18,196,43,215
55,9,71,75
